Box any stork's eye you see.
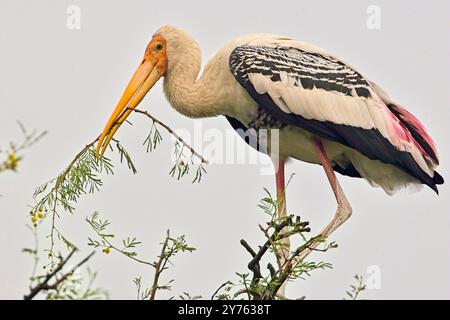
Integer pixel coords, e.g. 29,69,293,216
155,43,164,51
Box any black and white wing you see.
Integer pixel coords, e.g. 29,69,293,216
229,38,442,192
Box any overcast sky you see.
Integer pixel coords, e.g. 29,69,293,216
1,0,449,299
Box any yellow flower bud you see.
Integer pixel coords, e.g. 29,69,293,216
37,211,44,219
102,247,110,254
31,216,38,223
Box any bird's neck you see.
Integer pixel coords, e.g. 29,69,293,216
163,44,219,119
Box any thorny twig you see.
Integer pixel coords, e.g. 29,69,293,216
345,275,366,300
147,230,195,299
48,140,98,256
131,108,208,165
150,230,170,300
211,281,232,300
24,249,95,300
86,212,156,268
239,215,313,300
13,121,48,153
33,108,207,264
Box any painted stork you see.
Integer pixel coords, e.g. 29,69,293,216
95,25,443,259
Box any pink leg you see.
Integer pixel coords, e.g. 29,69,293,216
275,160,287,222
274,160,289,259
296,137,352,261
274,159,290,296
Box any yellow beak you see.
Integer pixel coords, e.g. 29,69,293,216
96,60,163,158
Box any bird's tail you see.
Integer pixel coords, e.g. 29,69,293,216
387,103,444,187
387,103,439,164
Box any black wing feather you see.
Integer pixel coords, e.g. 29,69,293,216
229,46,442,193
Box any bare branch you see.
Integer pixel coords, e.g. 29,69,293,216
149,230,170,300
131,108,208,165
211,281,232,300
238,215,314,300
24,249,95,300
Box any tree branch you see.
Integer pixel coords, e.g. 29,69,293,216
131,108,208,164
149,230,170,300
24,249,95,300
239,215,312,300
33,107,207,262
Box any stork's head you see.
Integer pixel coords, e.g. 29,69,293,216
96,25,196,158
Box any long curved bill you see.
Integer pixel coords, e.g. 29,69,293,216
96,61,163,158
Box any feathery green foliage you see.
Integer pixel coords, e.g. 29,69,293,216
86,212,154,266
30,109,208,265
214,188,336,300
344,274,366,300
19,110,365,300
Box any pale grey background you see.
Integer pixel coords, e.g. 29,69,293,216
0,0,449,299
